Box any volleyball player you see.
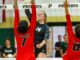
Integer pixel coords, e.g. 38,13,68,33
63,0,80,60
14,0,36,60
25,8,50,58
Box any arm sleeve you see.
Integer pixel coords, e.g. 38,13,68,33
14,9,20,34
44,25,50,41
29,4,36,29
66,15,74,38
25,9,32,22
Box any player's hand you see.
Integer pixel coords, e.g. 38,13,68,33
64,0,69,15
14,0,18,9
36,44,42,49
30,0,35,4
64,0,68,8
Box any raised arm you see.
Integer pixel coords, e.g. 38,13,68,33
25,9,32,22
14,0,20,34
64,0,74,38
29,0,36,28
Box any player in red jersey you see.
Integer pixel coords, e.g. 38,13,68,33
63,0,80,60
14,0,36,60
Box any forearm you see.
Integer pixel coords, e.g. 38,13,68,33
64,0,74,36
25,0,35,22
54,47,61,51
31,0,36,15
40,40,47,47
64,3,71,28
31,0,36,14
14,9,19,29
14,0,20,32
60,49,63,57
30,0,36,28
13,53,16,57
64,6,69,15
64,0,69,15
2,53,8,58
64,0,72,27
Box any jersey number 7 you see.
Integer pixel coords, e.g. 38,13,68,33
73,43,80,51
22,37,27,46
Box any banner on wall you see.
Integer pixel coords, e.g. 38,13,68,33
0,3,79,9
0,3,79,23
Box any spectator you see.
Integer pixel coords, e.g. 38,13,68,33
1,38,16,58
54,35,62,57
60,34,68,57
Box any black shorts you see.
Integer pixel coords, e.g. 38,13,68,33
35,44,46,57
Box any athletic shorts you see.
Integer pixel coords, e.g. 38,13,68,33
35,44,46,57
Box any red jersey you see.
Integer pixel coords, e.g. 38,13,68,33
14,5,36,60
63,15,80,59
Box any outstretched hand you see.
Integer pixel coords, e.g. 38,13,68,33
30,0,35,4
64,0,69,9
14,0,18,9
64,0,69,15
